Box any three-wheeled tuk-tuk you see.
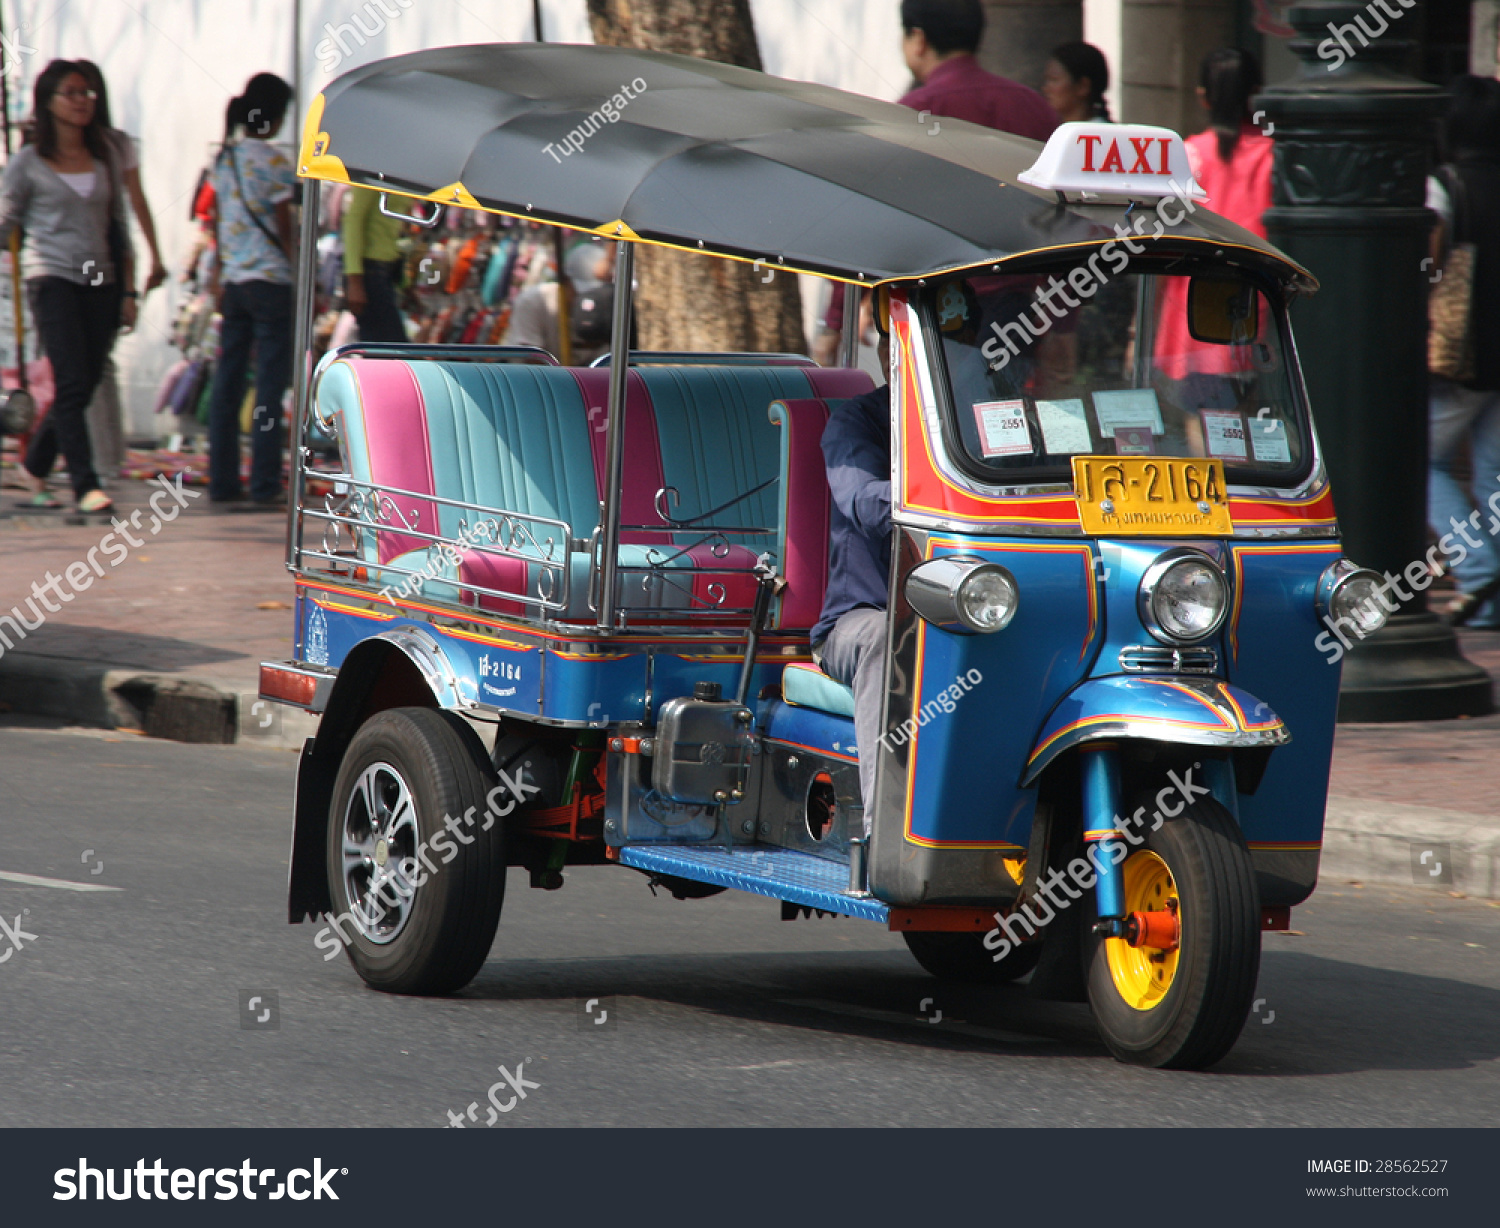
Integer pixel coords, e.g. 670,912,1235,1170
260,44,1387,1070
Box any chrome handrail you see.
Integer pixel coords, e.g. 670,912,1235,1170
589,350,817,368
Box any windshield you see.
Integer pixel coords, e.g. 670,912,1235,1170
924,268,1309,486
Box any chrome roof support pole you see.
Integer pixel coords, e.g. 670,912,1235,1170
287,177,321,573
837,281,859,369
596,241,635,632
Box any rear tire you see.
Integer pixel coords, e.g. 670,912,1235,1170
904,930,1042,984
325,707,505,994
1085,790,1259,1069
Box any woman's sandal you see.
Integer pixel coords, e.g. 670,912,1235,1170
76,489,114,514
24,491,63,509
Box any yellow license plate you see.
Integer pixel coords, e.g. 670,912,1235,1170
1071,456,1233,536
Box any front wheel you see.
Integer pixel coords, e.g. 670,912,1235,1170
1085,790,1259,1069
325,707,505,994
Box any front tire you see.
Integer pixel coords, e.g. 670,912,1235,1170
904,930,1042,984
326,707,505,994
1086,790,1259,1069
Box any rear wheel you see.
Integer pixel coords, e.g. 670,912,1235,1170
326,707,505,994
1085,790,1259,1069
904,930,1042,984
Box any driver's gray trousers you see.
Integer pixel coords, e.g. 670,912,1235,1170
811,606,885,834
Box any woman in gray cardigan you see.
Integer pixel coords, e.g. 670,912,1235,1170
0,59,136,512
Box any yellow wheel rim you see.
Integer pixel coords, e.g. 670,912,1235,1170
1105,851,1180,1011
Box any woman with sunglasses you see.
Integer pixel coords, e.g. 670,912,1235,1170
0,59,135,512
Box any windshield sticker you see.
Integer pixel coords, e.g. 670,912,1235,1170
1201,409,1247,460
1113,426,1155,455
1036,398,1092,454
1251,417,1292,464
1093,389,1164,436
973,400,1034,458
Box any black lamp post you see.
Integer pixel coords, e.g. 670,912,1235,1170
1258,1,1493,720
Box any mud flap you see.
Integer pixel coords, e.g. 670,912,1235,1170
288,737,336,922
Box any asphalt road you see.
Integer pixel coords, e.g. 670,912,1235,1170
1,719,1496,1129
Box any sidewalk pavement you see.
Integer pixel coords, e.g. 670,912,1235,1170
1,475,1496,900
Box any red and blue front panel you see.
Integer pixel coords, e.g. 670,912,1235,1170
900,536,1101,849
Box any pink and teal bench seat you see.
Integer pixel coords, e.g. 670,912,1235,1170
314,357,873,629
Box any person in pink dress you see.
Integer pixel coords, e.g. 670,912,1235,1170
1184,49,1272,239
1156,49,1272,381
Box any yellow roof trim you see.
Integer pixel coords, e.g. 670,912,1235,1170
591,219,641,240
298,94,350,184
427,182,482,209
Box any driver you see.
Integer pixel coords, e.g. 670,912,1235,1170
810,325,893,830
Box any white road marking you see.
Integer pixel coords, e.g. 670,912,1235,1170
0,870,123,893
733,1059,809,1071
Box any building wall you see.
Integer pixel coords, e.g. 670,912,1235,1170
977,0,1082,91
1119,0,1237,133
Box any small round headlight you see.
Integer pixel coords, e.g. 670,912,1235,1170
905,556,1019,634
957,567,1018,632
1317,560,1389,639
1139,551,1228,644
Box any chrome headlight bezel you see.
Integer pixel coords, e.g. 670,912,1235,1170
906,555,1019,634
1316,559,1390,637
1137,549,1229,645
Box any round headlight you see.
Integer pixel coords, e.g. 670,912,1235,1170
1317,561,1389,639
905,556,1019,634
1139,551,1228,644
957,567,1019,632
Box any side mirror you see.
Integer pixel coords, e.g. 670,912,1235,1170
1188,277,1259,345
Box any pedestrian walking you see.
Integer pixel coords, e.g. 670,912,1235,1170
75,60,166,484
898,0,1058,140
341,186,407,343
1427,75,1500,627
205,72,295,507
1154,49,1271,380
0,60,135,513
1042,41,1112,124
815,0,1060,364
1184,48,1272,237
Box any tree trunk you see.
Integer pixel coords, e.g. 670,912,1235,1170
586,0,807,355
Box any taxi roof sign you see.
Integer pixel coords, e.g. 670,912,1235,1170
1018,122,1205,200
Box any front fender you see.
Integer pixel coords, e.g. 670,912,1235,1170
1021,675,1289,787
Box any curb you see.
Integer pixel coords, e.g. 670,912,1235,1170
0,652,315,749
1320,796,1500,901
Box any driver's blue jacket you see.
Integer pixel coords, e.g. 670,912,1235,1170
812,382,892,645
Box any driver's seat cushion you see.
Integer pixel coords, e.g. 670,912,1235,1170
781,661,855,717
